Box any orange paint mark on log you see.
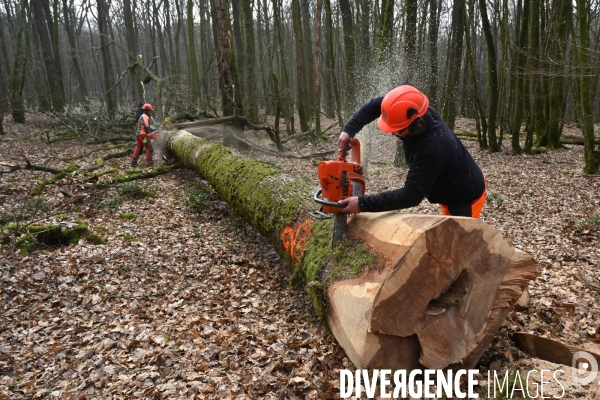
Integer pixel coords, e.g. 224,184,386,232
281,218,313,263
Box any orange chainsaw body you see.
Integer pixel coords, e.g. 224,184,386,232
317,140,365,213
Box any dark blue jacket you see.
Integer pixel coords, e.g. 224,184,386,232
342,97,485,213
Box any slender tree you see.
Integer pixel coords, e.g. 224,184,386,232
187,0,200,101
10,0,29,123
96,0,115,117
315,0,323,136
300,0,316,117
339,0,356,113
379,0,394,62
427,0,440,106
61,0,89,103
509,0,531,155
478,0,500,151
291,0,310,133
272,0,294,133
440,0,465,129
545,0,572,149
242,0,258,122
31,0,64,112
575,0,598,173
210,0,241,117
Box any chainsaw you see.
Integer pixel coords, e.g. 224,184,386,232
313,139,365,247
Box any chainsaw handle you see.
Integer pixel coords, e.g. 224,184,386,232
313,189,346,208
338,139,360,164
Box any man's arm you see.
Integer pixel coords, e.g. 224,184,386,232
342,97,384,137
338,96,384,153
357,148,445,213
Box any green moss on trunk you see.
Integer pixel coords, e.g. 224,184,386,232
166,130,376,325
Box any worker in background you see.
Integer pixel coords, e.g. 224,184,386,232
132,103,157,167
337,85,487,218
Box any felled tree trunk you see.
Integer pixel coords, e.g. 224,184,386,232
165,130,540,370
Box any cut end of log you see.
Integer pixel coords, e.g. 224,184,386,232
327,213,541,370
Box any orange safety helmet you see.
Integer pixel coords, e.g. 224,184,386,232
142,103,153,111
377,85,429,133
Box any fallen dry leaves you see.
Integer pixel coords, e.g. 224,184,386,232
1,115,599,399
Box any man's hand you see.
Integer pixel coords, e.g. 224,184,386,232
337,196,360,214
337,131,356,155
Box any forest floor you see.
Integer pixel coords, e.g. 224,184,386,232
1,114,599,399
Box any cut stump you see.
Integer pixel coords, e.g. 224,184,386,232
328,213,540,369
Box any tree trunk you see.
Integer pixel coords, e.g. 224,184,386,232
32,0,64,112
291,0,310,133
510,0,530,155
165,129,541,370
478,0,500,152
61,0,89,103
242,0,258,122
10,0,28,123
96,0,115,117
210,0,241,118
575,0,598,174
427,0,440,106
378,0,394,63
463,0,488,149
230,0,245,99
187,0,200,101
529,0,546,148
546,0,571,149
339,0,356,114
324,0,343,126
441,0,465,130
300,0,316,121
315,0,323,136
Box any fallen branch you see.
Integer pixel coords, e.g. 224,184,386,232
102,165,181,185
577,267,600,292
86,135,134,144
1,293,55,319
81,149,132,171
0,161,64,175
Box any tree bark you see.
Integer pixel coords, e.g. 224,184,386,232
165,129,540,370
478,0,500,151
546,0,572,149
32,0,64,112
509,0,530,155
210,0,241,117
339,0,356,114
96,0,115,117
61,0,89,103
315,0,323,136
324,0,343,126
242,0,258,122
186,0,200,101
441,0,465,130
378,0,394,63
575,0,598,174
10,0,28,123
427,0,440,106
291,0,310,133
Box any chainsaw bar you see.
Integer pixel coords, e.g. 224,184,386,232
332,213,348,248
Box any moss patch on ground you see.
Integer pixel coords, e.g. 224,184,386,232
31,171,71,196
6,219,92,256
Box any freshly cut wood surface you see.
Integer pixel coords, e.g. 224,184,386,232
328,213,540,369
